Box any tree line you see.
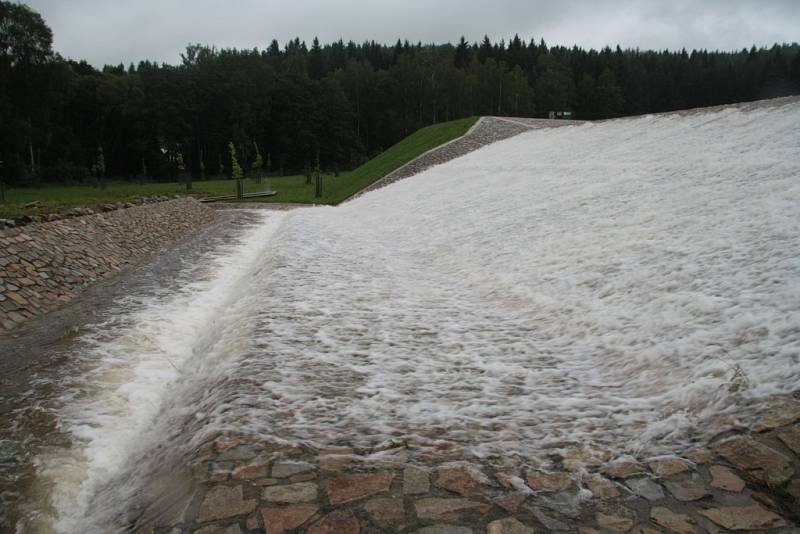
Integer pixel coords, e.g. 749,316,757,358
1,1,798,186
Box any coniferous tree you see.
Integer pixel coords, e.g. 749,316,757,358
176,150,191,190
454,37,471,69
228,141,243,198
314,150,322,198
91,145,106,189
228,142,242,179
535,53,575,114
252,141,263,184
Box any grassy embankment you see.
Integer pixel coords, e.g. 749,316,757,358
0,116,477,218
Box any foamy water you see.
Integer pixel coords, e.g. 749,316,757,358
208,101,799,455
17,99,800,531
17,212,287,532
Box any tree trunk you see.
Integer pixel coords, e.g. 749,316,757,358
356,93,361,139
418,88,423,124
498,80,503,115
314,149,321,197
28,137,35,175
431,72,437,123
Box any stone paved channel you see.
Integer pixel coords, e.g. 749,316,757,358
139,397,799,533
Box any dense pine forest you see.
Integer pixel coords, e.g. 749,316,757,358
1,2,798,186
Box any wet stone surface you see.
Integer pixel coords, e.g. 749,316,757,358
143,417,799,533
0,198,217,333
0,210,265,530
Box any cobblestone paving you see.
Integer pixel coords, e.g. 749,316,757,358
140,399,799,533
349,117,584,201
0,198,217,333
0,195,183,229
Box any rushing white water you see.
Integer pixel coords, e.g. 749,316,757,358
207,101,799,456
20,99,800,532
20,212,287,532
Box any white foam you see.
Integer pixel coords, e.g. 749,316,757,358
202,100,800,459
26,211,286,532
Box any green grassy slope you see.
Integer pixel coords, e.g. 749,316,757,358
265,115,478,204
0,116,477,218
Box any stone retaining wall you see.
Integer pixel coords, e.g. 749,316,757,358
0,198,217,333
0,195,182,229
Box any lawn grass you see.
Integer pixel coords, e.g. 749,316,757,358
0,178,278,218
0,116,477,218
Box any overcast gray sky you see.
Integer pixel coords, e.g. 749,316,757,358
23,0,800,67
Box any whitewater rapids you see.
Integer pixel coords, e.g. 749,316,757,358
15,98,800,531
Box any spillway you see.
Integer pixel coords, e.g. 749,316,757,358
2,98,799,532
